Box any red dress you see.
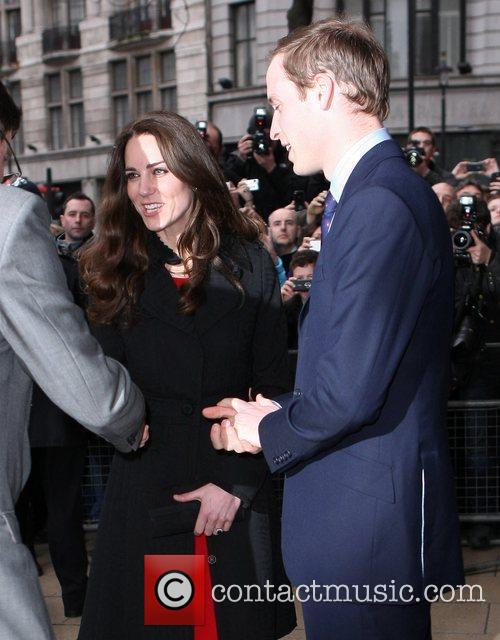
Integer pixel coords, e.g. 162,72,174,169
172,275,218,640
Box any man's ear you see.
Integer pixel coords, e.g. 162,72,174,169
314,73,335,111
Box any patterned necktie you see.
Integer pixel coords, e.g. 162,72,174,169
321,191,338,237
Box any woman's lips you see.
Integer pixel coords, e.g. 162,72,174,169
141,203,163,217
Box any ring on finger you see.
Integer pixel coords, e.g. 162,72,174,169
214,528,224,536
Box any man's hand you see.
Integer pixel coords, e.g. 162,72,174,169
452,160,471,180
203,395,279,454
467,230,492,265
236,134,253,161
307,190,327,222
281,278,296,302
482,157,499,177
236,179,254,203
139,424,149,448
253,149,276,173
173,483,241,535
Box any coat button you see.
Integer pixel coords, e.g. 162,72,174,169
182,403,194,416
293,388,302,398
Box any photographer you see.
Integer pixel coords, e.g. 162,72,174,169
449,196,500,546
404,126,455,186
456,177,488,201
281,250,318,349
448,197,500,397
225,108,295,221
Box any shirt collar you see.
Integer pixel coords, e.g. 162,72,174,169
328,127,392,203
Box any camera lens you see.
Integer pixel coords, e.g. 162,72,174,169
452,230,472,250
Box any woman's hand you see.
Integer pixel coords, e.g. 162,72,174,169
173,483,241,536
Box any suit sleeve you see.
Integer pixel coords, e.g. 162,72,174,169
0,192,145,453
259,186,437,472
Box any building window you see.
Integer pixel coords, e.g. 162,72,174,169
6,81,23,154
232,2,256,88
111,60,130,134
1,4,21,65
47,73,64,150
110,51,177,132
337,0,464,78
69,70,85,147
46,69,85,150
159,50,177,111
135,55,153,115
51,0,86,27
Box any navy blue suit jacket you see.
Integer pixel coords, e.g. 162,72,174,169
260,139,464,598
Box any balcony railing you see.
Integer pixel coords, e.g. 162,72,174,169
42,25,81,55
0,40,18,66
109,2,171,41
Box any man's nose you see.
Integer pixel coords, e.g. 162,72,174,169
270,112,280,141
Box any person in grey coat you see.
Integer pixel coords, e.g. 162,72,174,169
0,82,146,640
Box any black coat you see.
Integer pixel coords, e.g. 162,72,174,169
78,234,296,640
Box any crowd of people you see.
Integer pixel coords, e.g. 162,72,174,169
1,15,499,640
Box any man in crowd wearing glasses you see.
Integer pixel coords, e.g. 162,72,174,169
0,82,146,639
405,126,455,186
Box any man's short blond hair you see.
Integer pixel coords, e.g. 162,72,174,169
271,18,390,121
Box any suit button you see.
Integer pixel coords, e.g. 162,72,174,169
182,404,194,416
293,388,302,398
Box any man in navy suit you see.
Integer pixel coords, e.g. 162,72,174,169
204,18,463,639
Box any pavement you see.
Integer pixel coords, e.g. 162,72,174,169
38,537,500,640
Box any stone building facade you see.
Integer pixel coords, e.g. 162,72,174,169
1,0,499,204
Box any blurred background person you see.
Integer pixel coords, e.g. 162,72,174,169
268,205,300,273
433,182,457,211
280,250,318,350
225,107,295,221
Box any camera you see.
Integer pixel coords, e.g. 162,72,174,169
252,107,270,155
309,239,321,252
405,147,425,168
452,195,485,258
293,278,313,292
243,178,260,192
293,190,306,212
195,120,207,139
466,162,485,173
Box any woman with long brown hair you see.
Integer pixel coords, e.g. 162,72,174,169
77,111,296,640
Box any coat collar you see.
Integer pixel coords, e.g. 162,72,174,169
336,138,403,209
140,232,244,336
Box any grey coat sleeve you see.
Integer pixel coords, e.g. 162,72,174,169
0,190,145,452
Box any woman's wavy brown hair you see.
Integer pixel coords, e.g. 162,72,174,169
80,111,260,326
